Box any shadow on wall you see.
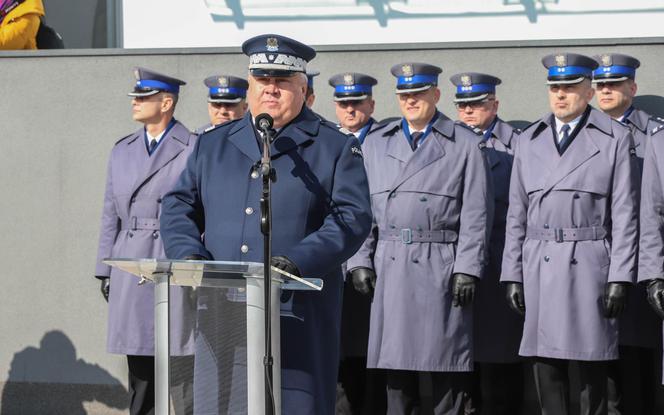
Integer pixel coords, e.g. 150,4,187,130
634,95,664,119
0,330,127,415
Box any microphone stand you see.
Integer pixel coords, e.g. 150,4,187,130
257,114,276,415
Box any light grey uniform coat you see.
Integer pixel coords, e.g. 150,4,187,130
95,121,197,355
618,108,664,349
347,114,491,372
501,107,637,361
473,118,524,363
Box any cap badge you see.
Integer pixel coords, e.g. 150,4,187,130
601,54,612,67
219,77,229,87
266,37,279,52
343,74,354,85
555,54,567,67
402,64,413,77
461,75,472,87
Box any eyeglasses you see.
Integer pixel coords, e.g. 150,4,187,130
455,98,494,110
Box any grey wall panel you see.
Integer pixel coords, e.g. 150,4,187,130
0,40,662,411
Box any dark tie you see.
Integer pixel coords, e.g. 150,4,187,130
410,131,423,151
148,138,158,154
559,124,571,149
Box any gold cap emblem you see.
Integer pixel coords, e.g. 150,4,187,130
219,77,229,87
266,37,279,52
555,54,567,67
461,75,472,87
402,64,413,77
343,73,354,85
601,54,612,67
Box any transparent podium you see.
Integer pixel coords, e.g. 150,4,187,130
104,258,323,415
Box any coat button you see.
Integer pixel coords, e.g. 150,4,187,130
251,170,259,179
571,258,578,265
157,198,162,203
245,207,254,215
389,193,396,199
544,255,550,262
241,244,249,254
390,256,396,261
130,197,136,204
419,196,428,202
412,258,419,263
128,232,134,238
543,224,549,229
152,231,159,239
389,224,396,229
573,193,580,199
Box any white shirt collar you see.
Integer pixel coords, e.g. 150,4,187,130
555,113,584,137
146,128,167,144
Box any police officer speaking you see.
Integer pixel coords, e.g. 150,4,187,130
159,34,372,415
501,53,637,415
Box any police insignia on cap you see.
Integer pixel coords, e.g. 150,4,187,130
343,73,354,85
402,64,413,76
266,37,279,52
555,54,566,67
601,54,612,66
219,77,228,87
461,75,472,87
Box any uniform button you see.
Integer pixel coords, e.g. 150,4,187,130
390,256,396,261
412,258,419,263
571,258,578,265
245,207,254,215
543,224,549,229
389,224,396,229
241,244,249,254
128,232,134,238
389,193,396,199
130,197,136,204
573,193,580,199
251,170,259,179
152,231,159,239
419,196,428,202
157,198,162,203
544,255,550,262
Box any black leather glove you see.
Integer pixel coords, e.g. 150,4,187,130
505,282,525,316
350,267,377,295
604,282,629,319
100,277,110,302
452,273,477,307
271,255,300,277
647,279,664,320
184,254,206,260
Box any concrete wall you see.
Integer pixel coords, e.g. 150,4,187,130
0,38,663,413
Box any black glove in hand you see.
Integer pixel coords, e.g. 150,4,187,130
505,282,525,316
603,282,629,319
350,267,376,295
271,255,300,277
100,277,110,302
647,279,664,320
184,254,206,260
452,273,477,307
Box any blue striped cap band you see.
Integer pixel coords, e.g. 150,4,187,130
334,84,372,94
593,65,636,78
547,66,593,78
136,79,180,94
456,83,495,95
397,74,438,86
209,86,246,97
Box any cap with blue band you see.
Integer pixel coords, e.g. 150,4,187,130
306,69,320,89
391,62,442,94
128,67,186,97
450,72,502,103
592,53,640,83
328,72,378,102
541,53,598,85
204,75,248,103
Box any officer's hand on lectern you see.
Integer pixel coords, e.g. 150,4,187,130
603,282,629,319
505,282,525,316
271,256,300,277
646,279,664,320
100,277,110,302
350,267,376,295
452,273,477,307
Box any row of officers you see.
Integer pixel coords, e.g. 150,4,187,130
94,33,664,415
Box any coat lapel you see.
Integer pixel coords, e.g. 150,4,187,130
384,120,411,164
390,116,449,190
129,121,190,199
228,114,261,162
272,107,318,157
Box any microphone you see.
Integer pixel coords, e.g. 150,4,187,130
256,113,274,134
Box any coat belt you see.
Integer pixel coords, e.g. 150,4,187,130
122,216,160,231
378,228,458,244
526,226,606,242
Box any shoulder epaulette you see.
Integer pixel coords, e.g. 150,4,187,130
454,121,482,136
652,123,664,135
115,132,135,145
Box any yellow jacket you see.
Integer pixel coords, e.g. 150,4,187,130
0,0,45,50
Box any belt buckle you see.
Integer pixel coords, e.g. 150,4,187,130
401,228,412,244
554,228,564,243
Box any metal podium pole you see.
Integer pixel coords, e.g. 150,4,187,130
154,272,171,415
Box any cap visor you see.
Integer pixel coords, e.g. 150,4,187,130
395,84,433,94
453,93,489,103
128,89,161,97
333,94,369,102
591,76,629,83
250,68,301,77
546,76,586,86
208,97,243,104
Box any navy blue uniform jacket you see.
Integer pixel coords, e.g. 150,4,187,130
161,106,372,414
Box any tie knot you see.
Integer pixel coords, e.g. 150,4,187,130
561,124,571,133
148,138,158,152
410,131,424,151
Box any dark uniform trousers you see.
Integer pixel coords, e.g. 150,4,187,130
474,362,524,415
127,355,194,415
385,370,475,415
607,345,661,415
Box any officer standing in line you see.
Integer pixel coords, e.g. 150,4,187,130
450,72,524,415
95,67,198,415
195,75,248,134
306,68,320,108
592,53,664,415
347,62,491,414
329,72,378,144
501,53,637,415
159,34,372,415
329,71,386,414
